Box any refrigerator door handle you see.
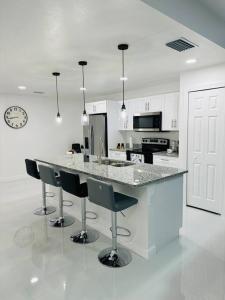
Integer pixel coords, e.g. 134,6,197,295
91,125,94,155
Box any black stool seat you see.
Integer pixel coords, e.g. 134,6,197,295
59,171,88,198
25,159,40,180
25,159,56,216
113,192,138,212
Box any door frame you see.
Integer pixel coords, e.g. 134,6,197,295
186,85,225,214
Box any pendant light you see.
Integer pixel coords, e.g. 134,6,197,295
79,61,89,126
52,72,62,123
118,44,129,119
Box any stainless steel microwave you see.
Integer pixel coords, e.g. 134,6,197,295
133,112,162,132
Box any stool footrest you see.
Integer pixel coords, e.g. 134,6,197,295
63,200,73,207
110,226,131,237
86,211,98,220
45,192,55,198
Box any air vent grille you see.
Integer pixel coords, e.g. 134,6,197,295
166,38,196,52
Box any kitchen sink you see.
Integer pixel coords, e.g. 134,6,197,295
93,159,134,167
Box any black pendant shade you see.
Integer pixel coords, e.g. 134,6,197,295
118,44,129,116
79,61,89,125
52,72,62,123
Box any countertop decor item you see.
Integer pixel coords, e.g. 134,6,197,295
52,72,62,123
118,43,129,120
4,106,28,129
79,61,89,126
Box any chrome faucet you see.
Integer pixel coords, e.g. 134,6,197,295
98,137,104,164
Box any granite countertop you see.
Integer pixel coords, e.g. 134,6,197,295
36,154,187,187
153,151,179,158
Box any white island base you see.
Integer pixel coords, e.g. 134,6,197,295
51,174,183,259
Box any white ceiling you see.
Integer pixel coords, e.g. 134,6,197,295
0,0,225,100
198,0,225,21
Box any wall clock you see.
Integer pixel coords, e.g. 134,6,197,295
4,106,28,129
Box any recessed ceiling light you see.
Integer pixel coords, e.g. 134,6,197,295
30,277,39,284
18,86,27,90
186,58,197,64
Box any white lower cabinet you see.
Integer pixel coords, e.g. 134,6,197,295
108,150,126,161
153,155,179,168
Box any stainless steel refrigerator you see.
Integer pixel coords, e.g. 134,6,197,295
83,114,108,157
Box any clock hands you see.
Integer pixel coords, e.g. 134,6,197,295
8,117,19,119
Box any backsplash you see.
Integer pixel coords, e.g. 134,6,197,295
120,131,179,146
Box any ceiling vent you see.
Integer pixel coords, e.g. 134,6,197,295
166,38,197,52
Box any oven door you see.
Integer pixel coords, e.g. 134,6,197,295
133,112,162,131
130,153,144,164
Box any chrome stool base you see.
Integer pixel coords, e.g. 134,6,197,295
49,215,75,228
98,247,132,268
33,206,56,216
70,229,99,244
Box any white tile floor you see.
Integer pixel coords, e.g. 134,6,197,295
1,179,225,299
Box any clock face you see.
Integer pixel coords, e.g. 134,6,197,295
4,106,28,129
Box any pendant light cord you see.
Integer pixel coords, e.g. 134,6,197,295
122,50,125,105
55,76,60,114
82,65,86,111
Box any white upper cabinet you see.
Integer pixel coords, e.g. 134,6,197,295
119,100,134,131
162,93,179,131
86,101,107,114
134,95,163,113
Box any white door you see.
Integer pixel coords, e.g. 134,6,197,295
187,88,225,213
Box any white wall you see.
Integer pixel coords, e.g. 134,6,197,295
179,63,225,169
0,94,83,181
90,79,179,101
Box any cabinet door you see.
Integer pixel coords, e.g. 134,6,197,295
153,156,179,168
134,96,163,113
95,101,107,114
86,103,94,114
108,150,126,161
86,101,107,114
162,93,179,131
147,95,163,112
135,98,148,113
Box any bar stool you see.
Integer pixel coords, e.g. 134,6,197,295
60,170,99,244
87,177,138,268
38,165,75,227
25,159,56,216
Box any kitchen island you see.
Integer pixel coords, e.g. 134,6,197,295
36,154,187,259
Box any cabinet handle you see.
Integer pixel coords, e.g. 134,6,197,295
174,120,177,128
145,102,147,111
171,120,174,128
148,102,150,111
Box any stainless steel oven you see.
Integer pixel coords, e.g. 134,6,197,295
133,112,162,132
